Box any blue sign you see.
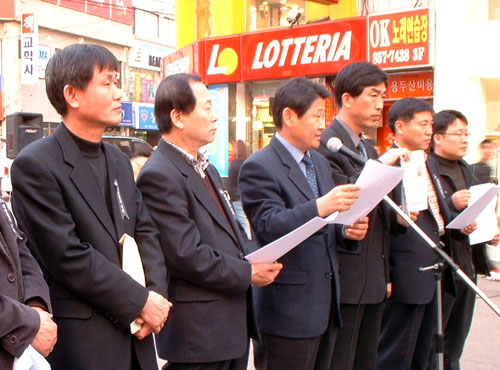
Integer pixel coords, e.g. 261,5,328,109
120,101,134,126
135,104,158,130
208,84,229,177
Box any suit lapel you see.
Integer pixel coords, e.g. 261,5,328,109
55,125,117,242
159,141,239,245
270,136,315,200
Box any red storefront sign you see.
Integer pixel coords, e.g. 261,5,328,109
368,8,432,70
205,36,241,84
387,71,433,99
162,41,205,80
241,17,367,81
42,0,133,25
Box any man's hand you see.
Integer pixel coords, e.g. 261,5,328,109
251,262,283,287
460,221,477,235
379,148,411,166
344,216,369,241
133,319,155,340
397,210,419,227
387,283,392,299
452,189,470,211
489,233,500,247
31,307,57,357
316,184,361,218
140,291,172,334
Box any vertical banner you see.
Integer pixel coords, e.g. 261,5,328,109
21,13,38,84
207,84,229,177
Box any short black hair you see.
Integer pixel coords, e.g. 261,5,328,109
333,62,388,108
388,98,434,133
433,110,468,135
154,73,203,134
273,77,330,130
480,139,493,147
45,44,119,117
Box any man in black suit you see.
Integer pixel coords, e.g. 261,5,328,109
0,198,57,368
137,73,282,370
431,110,499,369
11,43,171,370
317,61,394,370
376,98,453,370
239,77,369,370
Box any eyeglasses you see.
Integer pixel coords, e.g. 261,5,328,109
442,131,471,138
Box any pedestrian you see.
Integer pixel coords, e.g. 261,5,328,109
239,77,369,370
11,43,171,370
137,73,282,370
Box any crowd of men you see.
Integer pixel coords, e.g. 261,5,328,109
1,43,499,370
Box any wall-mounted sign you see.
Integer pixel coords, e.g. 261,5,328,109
21,13,38,84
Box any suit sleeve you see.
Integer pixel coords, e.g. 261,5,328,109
238,158,319,245
17,232,52,312
0,295,39,357
11,154,148,329
137,165,251,295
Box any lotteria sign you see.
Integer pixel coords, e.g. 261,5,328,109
204,17,367,83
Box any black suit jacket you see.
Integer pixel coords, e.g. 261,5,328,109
137,139,256,363
11,124,167,370
239,135,354,338
317,121,390,304
0,199,51,369
389,152,452,304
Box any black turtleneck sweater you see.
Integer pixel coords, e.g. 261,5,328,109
434,154,466,191
66,126,112,215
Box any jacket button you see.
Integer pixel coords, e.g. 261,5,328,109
8,335,17,344
324,272,333,279
7,273,15,282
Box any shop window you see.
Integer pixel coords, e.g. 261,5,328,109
247,0,306,31
128,69,158,103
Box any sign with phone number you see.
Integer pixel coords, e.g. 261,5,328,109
368,8,432,69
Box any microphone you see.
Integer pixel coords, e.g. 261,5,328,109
326,137,366,166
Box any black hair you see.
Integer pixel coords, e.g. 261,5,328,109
333,62,388,108
433,109,468,135
388,98,434,133
154,73,203,134
273,77,330,130
45,43,119,117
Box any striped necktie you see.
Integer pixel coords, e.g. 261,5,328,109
302,154,319,198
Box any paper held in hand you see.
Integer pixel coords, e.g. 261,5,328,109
120,233,146,334
246,160,404,263
402,150,428,212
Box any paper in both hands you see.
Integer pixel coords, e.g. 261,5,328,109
246,160,404,264
402,150,428,212
13,345,51,370
120,233,146,334
457,183,500,245
446,184,500,238
333,159,404,225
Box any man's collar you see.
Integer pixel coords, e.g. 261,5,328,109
162,139,209,178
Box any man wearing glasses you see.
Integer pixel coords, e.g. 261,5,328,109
430,110,499,369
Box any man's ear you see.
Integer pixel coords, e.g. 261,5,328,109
282,107,295,128
395,120,405,136
63,84,79,109
170,109,183,129
342,92,353,109
433,133,443,148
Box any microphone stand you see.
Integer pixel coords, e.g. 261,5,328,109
382,194,500,318
328,139,500,369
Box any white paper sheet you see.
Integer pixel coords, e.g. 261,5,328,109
446,184,500,230
467,184,499,244
246,160,404,263
402,150,428,211
333,160,404,225
120,233,146,334
13,345,51,370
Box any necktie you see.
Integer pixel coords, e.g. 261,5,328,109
358,139,368,160
302,154,319,198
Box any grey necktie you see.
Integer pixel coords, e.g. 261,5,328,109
358,139,368,160
302,154,319,198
